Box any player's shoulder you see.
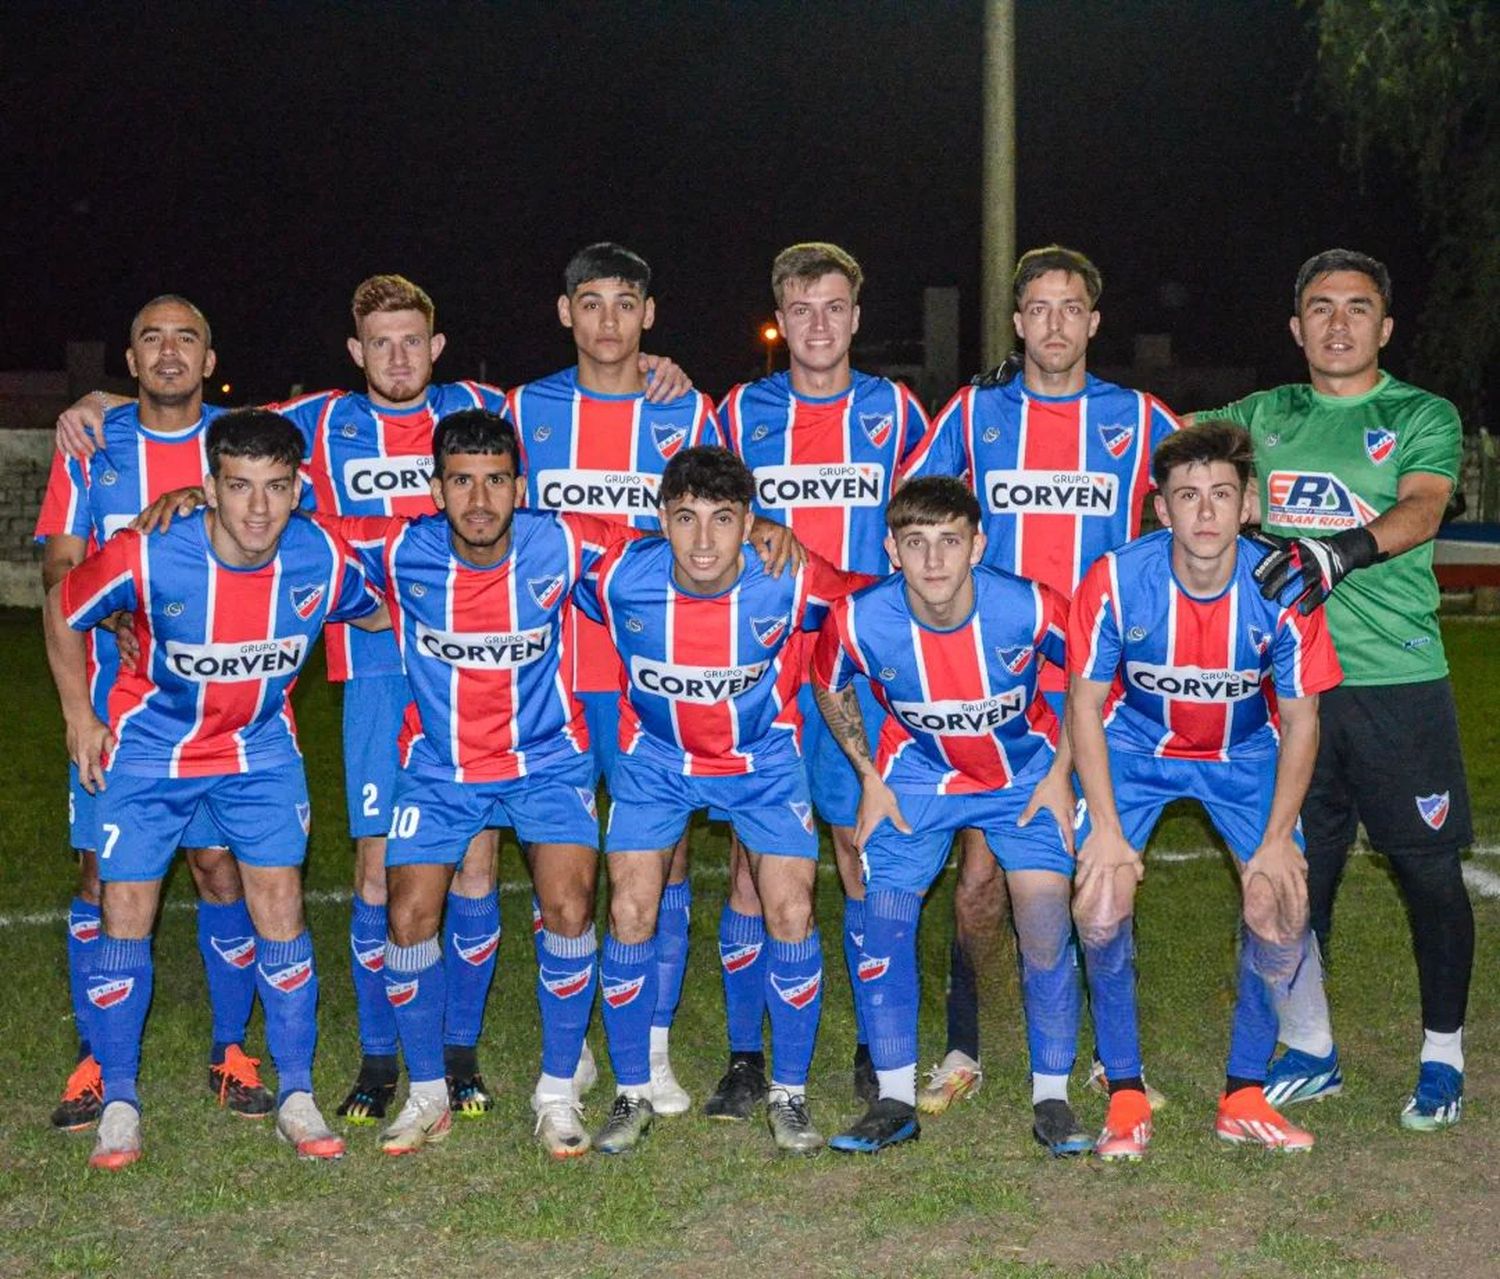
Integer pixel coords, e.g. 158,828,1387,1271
1377,374,1460,427
434,379,507,409
1107,527,1170,572
513,366,578,400
973,561,1046,605
272,388,347,417
731,372,791,408
1233,535,1304,613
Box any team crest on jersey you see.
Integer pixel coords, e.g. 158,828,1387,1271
860,412,894,448
385,978,419,1006
983,427,1001,444
651,421,688,460
1416,791,1450,831
87,976,134,1009
857,955,890,982
351,936,385,972
751,614,789,648
290,582,325,620
720,941,763,973
68,911,100,943
575,786,598,820
790,801,814,834
1364,428,1397,465
296,802,311,834
1266,471,1380,531
99,470,119,486
1248,625,1272,656
540,966,593,999
452,930,501,967
210,936,257,969
165,601,185,618
770,970,822,1009
259,958,313,993
751,423,770,442
1098,423,1135,459
529,574,566,610
995,645,1032,675
603,974,646,1008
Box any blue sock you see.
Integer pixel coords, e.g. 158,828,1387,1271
1082,920,1141,1080
385,936,446,1084
1013,895,1080,1078
531,894,544,965
764,931,824,1089
862,892,922,1075
88,936,152,1109
538,929,598,1079
443,891,500,1050
718,906,766,1053
66,897,101,1058
255,932,318,1102
350,896,397,1057
1228,928,1297,1081
843,896,870,1047
196,898,257,1062
600,934,657,1088
652,880,692,1030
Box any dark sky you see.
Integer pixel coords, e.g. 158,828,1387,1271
4,1,1426,404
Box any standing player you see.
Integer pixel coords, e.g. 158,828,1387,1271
34,296,268,1130
1195,250,1474,1129
42,410,386,1169
901,246,1177,1111
1067,423,1342,1158
717,241,930,1113
811,477,1088,1156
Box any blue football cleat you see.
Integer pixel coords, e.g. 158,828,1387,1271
829,1099,919,1154
1262,1047,1343,1107
1032,1099,1092,1157
1400,1061,1463,1132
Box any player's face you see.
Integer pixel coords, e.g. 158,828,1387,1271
347,308,447,409
203,455,301,568
126,301,216,408
558,277,655,368
664,494,753,595
431,450,518,565
1154,460,1250,566
776,273,860,376
885,518,985,613
1012,271,1099,380
1290,270,1392,388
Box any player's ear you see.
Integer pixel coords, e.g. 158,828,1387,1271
884,532,900,570
1087,309,1100,339
202,346,218,379
428,332,446,362
1378,313,1393,348
1238,483,1253,526
1288,315,1305,349
557,295,574,329
739,507,755,542
125,347,139,379
1153,490,1170,528
642,297,656,332
849,303,860,338
202,472,219,509
429,472,446,510
1012,311,1025,342
970,527,986,566
346,335,367,370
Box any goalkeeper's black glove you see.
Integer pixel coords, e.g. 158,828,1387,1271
971,349,1025,388
1251,527,1384,615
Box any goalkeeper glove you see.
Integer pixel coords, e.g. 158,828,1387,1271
971,349,1025,388
1251,527,1384,615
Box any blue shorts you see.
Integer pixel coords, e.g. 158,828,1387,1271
343,674,409,838
605,752,819,859
386,754,600,867
93,764,311,883
580,691,620,786
68,765,95,851
799,677,885,828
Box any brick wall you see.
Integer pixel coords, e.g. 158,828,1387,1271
0,431,56,608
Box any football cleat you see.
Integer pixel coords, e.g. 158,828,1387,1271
766,1089,824,1154
1085,1059,1168,1110
917,1050,983,1115
853,1043,879,1105
1032,1099,1092,1157
52,1055,104,1131
650,1053,691,1116
573,1039,600,1100
1400,1062,1463,1132
594,1093,654,1155
1215,1088,1314,1152
447,1072,494,1118
88,1101,142,1171
1262,1047,1343,1107
380,1091,453,1156
829,1098,920,1154
532,1094,591,1159
704,1056,768,1121
275,1092,345,1160
336,1075,398,1124
209,1045,274,1119
1094,1088,1152,1162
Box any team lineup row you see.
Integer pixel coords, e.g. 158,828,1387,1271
38,241,1474,1168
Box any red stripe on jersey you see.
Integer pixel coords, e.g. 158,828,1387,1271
1016,397,1085,600
451,557,520,781
1163,587,1233,760
374,408,441,519
914,622,1010,794
668,584,736,777
140,432,210,497
308,397,340,516
786,396,852,566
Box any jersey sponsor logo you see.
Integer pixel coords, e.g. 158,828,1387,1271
351,936,386,972
879,666,898,681
341,422,359,438
1125,662,1263,701
857,954,890,982
630,656,769,703
1403,635,1433,651
102,513,133,539
533,424,552,442
165,636,308,683
290,583,325,620
87,976,135,1009
409,582,427,598
415,622,552,670
751,423,770,442
343,454,434,499
1126,626,1147,643
1364,428,1397,465
890,690,1026,736
651,421,688,459
528,574,565,611
1265,471,1380,530
1098,423,1135,459
860,412,894,448
983,469,1119,515
540,965,593,999
770,969,822,1009
995,644,1032,675
790,801,814,834
259,958,313,993
719,941,763,973
385,977,419,1006
753,463,884,509
602,974,646,1008
535,468,660,515
751,614,789,648
1416,791,1450,830
209,935,257,969
296,801,311,834
68,911,101,943
452,930,501,967
99,469,119,486
575,786,598,820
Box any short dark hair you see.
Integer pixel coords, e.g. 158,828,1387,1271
130,294,213,348
431,409,519,478
1294,248,1392,313
660,446,754,508
886,476,982,532
206,409,303,477
1012,245,1102,309
564,242,652,297
1150,421,1254,490
771,242,864,307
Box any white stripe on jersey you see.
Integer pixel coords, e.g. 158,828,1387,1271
840,394,855,562
662,575,686,773
1156,582,1180,759
254,553,288,771
444,554,462,781
1218,585,1240,761
1070,396,1090,589
505,557,526,777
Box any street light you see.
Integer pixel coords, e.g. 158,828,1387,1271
760,323,780,375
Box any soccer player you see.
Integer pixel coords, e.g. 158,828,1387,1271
42,410,386,1169
716,241,931,1113
900,245,1178,1112
33,296,269,1130
1194,250,1475,1130
1067,422,1342,1158
574,447,867,1155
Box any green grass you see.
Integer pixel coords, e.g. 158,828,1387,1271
0,609,1496,1278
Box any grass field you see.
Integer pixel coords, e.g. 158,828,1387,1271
0,607,1496,1279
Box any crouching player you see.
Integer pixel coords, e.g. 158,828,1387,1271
42,410,386,1169
811,476,1087,1155
1066,422,1342,1159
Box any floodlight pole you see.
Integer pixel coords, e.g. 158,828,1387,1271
981,0,1016,371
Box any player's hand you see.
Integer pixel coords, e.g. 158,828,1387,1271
1251,528,1380,616
67,713,114,794
639,354,693,402
56,393,108,459
1017,766,1078,857
853,774,910,851
749,517,806,577
1071,826,1143,931
971,349,1024,388
132,486,206,534
1241,835,1308,946
110,613,141,667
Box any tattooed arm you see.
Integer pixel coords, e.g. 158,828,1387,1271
813,682,910,850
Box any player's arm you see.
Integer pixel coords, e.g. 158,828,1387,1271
639,354,692,403
347,601,391,632
1017,707,1078,856
1241,692,1318,945
132,486,207,534
749,516,806,577
1066,672,1145,910
56,391,132,458
44,552,128,793
42,533,87,593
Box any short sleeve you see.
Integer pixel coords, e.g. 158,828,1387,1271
34,449,92,541
1066,554,1122,682
61,532,141,630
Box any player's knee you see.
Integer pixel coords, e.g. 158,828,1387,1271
187,846,243,904
387,898,439,948
762,896,814,943
354,837,389,904
1074,910,1125,958
450,858,495,899
608,890,658,945
540,893,593,939
76,852,101,904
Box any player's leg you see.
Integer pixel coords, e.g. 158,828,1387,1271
54,769,104,1131
651,831,694,1113
443,829,500,1116
706,829,770,1119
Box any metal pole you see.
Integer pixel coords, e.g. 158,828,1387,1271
981,0,1016,371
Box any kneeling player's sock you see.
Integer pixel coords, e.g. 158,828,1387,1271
385,936,446,1084
443,890,500,1051
1274,934,1335,1057
538,928,598,1081
350,896,397,1058
1227,928,1289,1081
945,935,981,1061
861,891,921,1088
66,897,101,1058
1421,1026,1464,1071
764,931,824,1090
89,936,153,1109
1081,919,1141,1081
254,932,318,1102
653,880,692,1032
1014,891,1080,1080
601,935,657,1089
718,906,767,1053
531,894,544,965
842,896,870,1047
196,898,257,1061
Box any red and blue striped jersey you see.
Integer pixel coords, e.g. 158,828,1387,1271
61,509,378,778
812,566,1067,794
35,403,229,718
718,370,930,575
271,381,508,682
331,509,632,783
505,367,721,695
1067,530,1343,761
573,539,866,777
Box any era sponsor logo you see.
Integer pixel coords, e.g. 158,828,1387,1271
1416,791,1450,831
68,911,101,943
751,614,788,648
1098,423,1135,459
209,935,257,969
260,959,313,993
753,463,884,509
719,941,763,973
528,574,565,611
535,469,660,516
289,582,325,620
385,978,418,1006
415,622,551,670
857,955,890,982
452,930,501,967
790,801,814,834
575,786,598,820
891,690,1025,736
651,421,688,459
602,974,646,1008
165,636,308,682
540,965,593,999
1364,429,1397,465
995,644,1032,675
984,469,1118,515
1125,662,1263,701
860,412,893,448
87,976,135,1009
343,455,434,500
351,937,386,972
770,970,822,1009
630,656,769,703
296,802,311,835
1265,471,1380,531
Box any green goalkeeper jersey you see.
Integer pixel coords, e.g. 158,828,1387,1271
1206,372,1461,686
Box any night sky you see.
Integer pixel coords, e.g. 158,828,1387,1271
5,1,1427,406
